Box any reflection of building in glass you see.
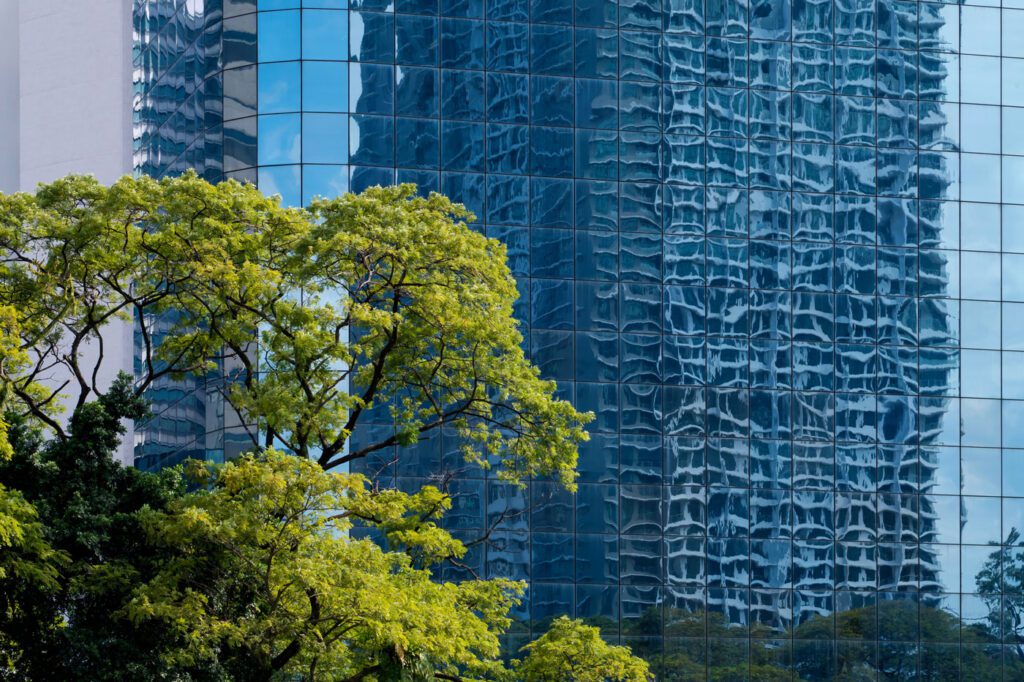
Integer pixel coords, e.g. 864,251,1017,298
133,1,252,470
133,0,1024,676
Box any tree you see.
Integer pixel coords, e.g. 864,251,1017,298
513,616,652,682
975,527,1024,658
127,449,520,681
0,480,63,675
0,304,65,676
0,376,188,680
127,451,654,681
0,174,590,485
0,175,623,679
0,395,637,682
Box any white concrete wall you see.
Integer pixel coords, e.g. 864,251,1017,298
18,0,133,189
11,0,135,463
0,0,19,194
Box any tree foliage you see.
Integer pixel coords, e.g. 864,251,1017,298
0,480,63,674
1,418,652,681
0,175,618,680
0,376,186,680
0,173,590,485
0,304,65,675
513,616,652,682
128,449,523,681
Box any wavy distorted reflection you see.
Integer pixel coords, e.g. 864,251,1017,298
131,0,1024,676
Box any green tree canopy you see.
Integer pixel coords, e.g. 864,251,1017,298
0,391,646,682
0,304,66,675
0,173,590,485
0,479,63,673
127,449,523,681
0,175,623,681
0,376,185,680
513,616,652,682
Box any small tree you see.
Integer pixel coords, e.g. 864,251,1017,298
975,527,1024,659
514,616,652,682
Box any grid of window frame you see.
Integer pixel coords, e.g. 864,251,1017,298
134,0,247,470
131,0,1024,676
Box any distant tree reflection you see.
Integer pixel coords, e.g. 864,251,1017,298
569,531,1024,679
975,527,1024,660
624,600,1021,680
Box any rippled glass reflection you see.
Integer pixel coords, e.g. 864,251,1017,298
132,0,1024,676
134,0,242,470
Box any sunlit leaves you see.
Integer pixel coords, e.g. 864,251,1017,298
128,450,523,680
0,174,591,489
514,616,653,682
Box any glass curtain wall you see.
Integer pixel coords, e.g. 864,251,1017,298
138,0,1024,677
133,0,254,470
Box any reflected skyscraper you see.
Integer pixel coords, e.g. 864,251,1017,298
134,0,1024,677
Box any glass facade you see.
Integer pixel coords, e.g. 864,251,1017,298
135,0,1024,677
133,0,252,469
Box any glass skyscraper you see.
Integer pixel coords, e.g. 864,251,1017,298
134,0,1024,677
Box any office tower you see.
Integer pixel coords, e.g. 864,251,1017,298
132,0,1024,676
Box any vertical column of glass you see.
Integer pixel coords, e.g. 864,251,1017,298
255,1,350,208
134,0,228,187
133,0,232,470
950,3,1024,674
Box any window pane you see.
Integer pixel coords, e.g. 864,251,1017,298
258,61,300,113
258,10,300,62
